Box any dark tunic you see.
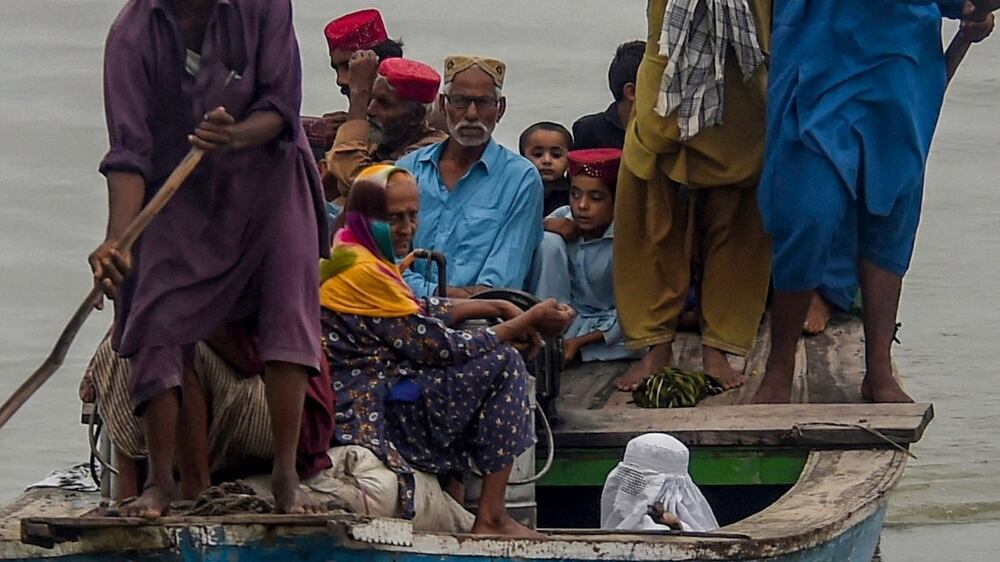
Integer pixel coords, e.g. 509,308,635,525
543,177,571,217
99,0,329,406
572,102,626,150
323,299,534,519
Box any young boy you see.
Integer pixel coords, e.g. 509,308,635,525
529,148,638,362
519,122,573,216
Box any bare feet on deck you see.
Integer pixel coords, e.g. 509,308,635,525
702,346,745,390
802,293,832,336
472,513,545,538
752,377,792,404
614,341,673,392
861,374,914,403
116,484,174,519
272,473,326,514
753,359,794,404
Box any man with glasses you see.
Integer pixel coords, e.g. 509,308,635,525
397,56,543,298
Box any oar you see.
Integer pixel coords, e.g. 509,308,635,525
946,3,994,82
0,147,205,431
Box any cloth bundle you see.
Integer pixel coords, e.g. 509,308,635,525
632,367,725,408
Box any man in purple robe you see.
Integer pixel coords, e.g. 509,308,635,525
89,0,329,517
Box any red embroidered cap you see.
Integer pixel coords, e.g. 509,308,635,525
378,58,441,104
568,148,623,182
324,9,389,53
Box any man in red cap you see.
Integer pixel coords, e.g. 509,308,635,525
324,9,404,98
325,56,447,200
316,9,406,200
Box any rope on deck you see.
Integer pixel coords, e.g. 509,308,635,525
785,422,917,460
186,481,273,516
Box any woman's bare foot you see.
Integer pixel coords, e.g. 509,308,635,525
471,513,544,538
861,374,913,403
272,473,326,514
615,341,673,392
702,346,745,390
803,294,832,336
116,484,174,519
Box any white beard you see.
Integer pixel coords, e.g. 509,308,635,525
446,115,491,147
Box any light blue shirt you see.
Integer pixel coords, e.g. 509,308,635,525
530,206,638,361
397,138,543,297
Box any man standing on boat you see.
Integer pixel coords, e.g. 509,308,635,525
325,56,447,200
89,0,329,517
754,0,997,403
612,0,772,392
397,56,543,298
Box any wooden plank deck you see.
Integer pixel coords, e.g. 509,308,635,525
552,313,933,448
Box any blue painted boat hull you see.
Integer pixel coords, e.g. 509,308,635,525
4,504,886,562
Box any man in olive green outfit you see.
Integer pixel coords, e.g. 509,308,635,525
614,0,772,391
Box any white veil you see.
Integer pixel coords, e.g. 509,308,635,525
600,433,719,532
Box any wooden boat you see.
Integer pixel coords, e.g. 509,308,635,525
0,313,933,561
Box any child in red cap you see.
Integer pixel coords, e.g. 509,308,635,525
529,148,640,363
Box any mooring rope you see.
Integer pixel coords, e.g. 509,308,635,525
185,481,273,516
785,421,917,460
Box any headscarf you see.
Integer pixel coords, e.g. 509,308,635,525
600,433,719,532
319,165,421,318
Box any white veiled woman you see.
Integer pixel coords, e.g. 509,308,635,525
600,433,719,532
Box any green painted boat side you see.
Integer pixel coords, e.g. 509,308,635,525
537,447,809,487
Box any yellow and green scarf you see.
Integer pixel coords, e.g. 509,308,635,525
319,165,421,318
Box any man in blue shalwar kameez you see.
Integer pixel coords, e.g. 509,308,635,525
755,0,996,403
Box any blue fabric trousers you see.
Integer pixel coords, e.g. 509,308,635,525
766,143,922,294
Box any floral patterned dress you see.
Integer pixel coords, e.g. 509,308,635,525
322,298,534,519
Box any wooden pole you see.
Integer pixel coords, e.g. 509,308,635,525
0,147,205,431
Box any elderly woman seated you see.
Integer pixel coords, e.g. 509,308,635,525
320,165,573,538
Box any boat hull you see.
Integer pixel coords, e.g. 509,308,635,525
2,501,887,562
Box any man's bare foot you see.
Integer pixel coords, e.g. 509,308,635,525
803,294,832,336
752,362,794,404
861,374,914,403
615,341,673,392
116,484,174,519
471,513,544,538
272,473,326,514
702,346,745,390
752,375,792,403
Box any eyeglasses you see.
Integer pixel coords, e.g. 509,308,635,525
443,94,499,110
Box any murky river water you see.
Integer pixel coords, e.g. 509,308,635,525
0,2,997,559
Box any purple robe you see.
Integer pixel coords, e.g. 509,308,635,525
99,0,329,407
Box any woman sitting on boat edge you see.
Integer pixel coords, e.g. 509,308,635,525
320,164,574,537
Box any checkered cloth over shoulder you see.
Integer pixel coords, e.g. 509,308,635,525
656,0,765,140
